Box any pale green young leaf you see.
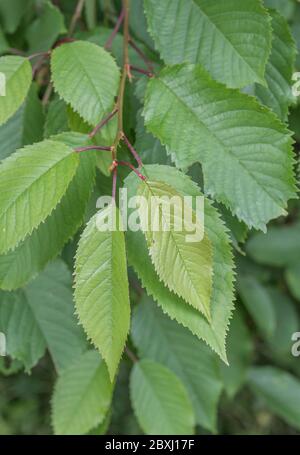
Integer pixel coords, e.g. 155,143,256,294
74,205,130,380
51,41,120,126
137,180,213,320
0,260,87,372
144,64,296,230
132,299,222,432
248,366,300,430
0,132,96,290
52,350,113,435
0,56,32,126
125,165,235,363
130,359,195,435
0,139,79,254
144,0,272,88
253,10,296,121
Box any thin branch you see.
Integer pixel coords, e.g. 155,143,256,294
104,7,125,50
74,145,112,153
117,160,146,180
28,51,50,61
112,0,131,160
42,83,53,106
125,347,138,363
89,108,118,138
112,166,118,201
122,133,142,168
68,0,86,36
130,65,154,78
129,38,154,73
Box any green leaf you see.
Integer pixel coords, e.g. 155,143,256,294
253,10,296,120
266,288,299,363
52,350,113,435
0,132,96,290
132,298,222,432
246,222,300,267
0,260,87,372
26,1,66,53
286,263,300,301
220,310,253,398
125,165,235,363
0,83,45,161
130,359,195,435
238,275,276,339
135,111,170,165
0,290,46,371
264,0,296,20
137,179,213,320
44,97,69,138
0,56,32,126
0,0,30,33
74,205,130,380
144,64,296,230
248,366,300,430
0,139,79,254
51,41,120,126
144,0,272,88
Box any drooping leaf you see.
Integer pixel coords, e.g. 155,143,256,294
248,366,300,430
0,132,96,290
0,139,79,254
137,179,213,320
130,359,195,435
132,298,222,432
51,41,120,126
74,205,130,380
144,64,296,230
0,56,32,126
0,260,87,372
144,0,272,88
125,165,235,363
253,10,296,120
52,350,113,435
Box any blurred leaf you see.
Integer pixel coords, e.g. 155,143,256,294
0,83,45,160
248,366,300,430
286,264,300,301
26,1,66,53
266,288,299,363
246,223,300,267
132,298,222,432
0,260,87,372
52,350,113,435
238,276,276,339
220,310,253,398
130,359,195,435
